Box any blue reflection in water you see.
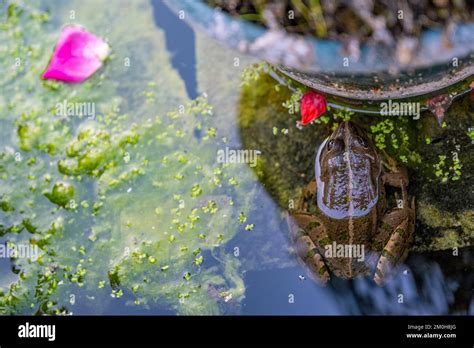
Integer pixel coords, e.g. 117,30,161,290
242,267,345,315
151,0,198,100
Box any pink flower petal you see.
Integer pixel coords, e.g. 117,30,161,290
426,94,452,126
42,25,110,83
300,91,327,125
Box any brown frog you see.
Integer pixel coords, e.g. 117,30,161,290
288,121,415,285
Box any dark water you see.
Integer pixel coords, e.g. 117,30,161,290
151,0,198,100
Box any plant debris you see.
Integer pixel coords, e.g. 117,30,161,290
207,0,474,49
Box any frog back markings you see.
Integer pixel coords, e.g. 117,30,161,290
315,122,382,220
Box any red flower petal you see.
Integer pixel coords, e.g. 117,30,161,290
300,91,327,125
42,25,110,83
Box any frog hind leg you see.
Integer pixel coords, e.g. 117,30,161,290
373,197,415,286
287,213,330,284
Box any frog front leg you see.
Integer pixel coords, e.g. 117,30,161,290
373,190,415,286
381,152,409,189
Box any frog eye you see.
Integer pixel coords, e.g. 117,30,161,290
355,136,368,148
327,139,336,150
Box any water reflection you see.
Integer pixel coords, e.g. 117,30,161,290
242,249,473,315
151,0,198,99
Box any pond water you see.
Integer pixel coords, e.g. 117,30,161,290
0,0,472,315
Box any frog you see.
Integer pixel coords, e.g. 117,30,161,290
288,121,415,285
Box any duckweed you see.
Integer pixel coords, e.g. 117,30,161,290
190,184,203,198
244,224,255,231
240,62,266,87
228,177,239,186
433,153,463,183
193,256,204,265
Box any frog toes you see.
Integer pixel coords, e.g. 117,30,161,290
374,219,412,285
294,235,330,285
307,252,330,285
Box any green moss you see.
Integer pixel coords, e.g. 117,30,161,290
467,129,474,142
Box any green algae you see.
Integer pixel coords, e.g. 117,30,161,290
194,33,298,273
44,182,75,208
0,0,254,315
